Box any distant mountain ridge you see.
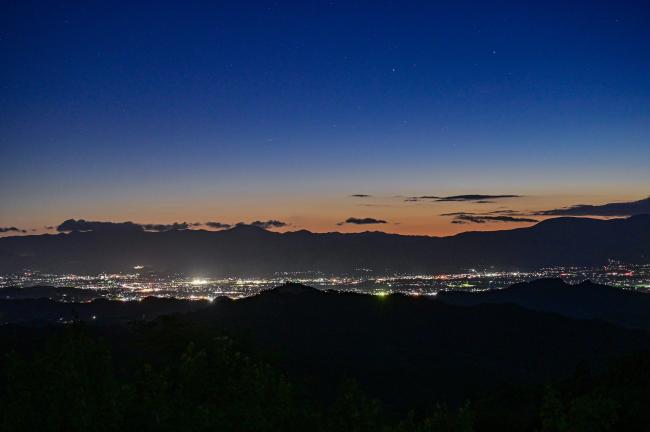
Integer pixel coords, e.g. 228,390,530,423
0,215,648,275
438,278,650,330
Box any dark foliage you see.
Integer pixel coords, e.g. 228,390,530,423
2,322,650,431
2,282,650,430
0,323,475,432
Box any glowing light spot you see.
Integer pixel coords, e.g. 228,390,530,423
191,278,208,286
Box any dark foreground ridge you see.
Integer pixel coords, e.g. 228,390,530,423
438,278,650,330
1,215,648,274
2,279,650,431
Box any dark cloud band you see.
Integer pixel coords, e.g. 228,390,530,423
338,217,388,225
204,221,232,230
448,214,538,224
0,226,26,233
534,197,650,217
406,194,520,202
58,219,197,233
141,222,192,232
57,219,143,232
236,220,288,229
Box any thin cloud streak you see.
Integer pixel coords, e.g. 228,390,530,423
0,226,26,233
449,214,538,224
534,197,650,217
337,217,388,226
239,220,288,229
406,194,521,203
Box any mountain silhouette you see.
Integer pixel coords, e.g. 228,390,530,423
438,278,650,329
128,281,650,409
1,279,650,412
0,215,648,275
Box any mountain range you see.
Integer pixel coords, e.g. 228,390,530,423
0,215,648,275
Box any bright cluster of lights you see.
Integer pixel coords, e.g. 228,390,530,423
0,261,648,303
190,278,209,286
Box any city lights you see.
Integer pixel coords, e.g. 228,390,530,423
0,261,648,303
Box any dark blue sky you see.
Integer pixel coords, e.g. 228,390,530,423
2,1,649,234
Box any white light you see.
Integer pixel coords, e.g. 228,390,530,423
191,278,208,286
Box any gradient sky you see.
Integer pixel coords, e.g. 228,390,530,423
1,1,649,236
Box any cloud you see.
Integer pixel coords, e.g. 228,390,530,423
406,194,520,203
0,226,27,233
441,209,532,217
448,214,538,224
240,220,288,229
534,197,650,217
436,194,520,202
141,222,192,231
405,195,439,202
358,203,395,208
442,209,537,224
57,219,199,233
55,219,291,233
204,221,232,230
57,219,144,232
337,217,388,225
486,209,525,215
350,194,372,198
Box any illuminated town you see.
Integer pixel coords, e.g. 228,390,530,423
1,261,649,303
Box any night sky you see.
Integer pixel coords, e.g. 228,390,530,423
2,1,649,235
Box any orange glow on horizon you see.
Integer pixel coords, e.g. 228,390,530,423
1,192,643,238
